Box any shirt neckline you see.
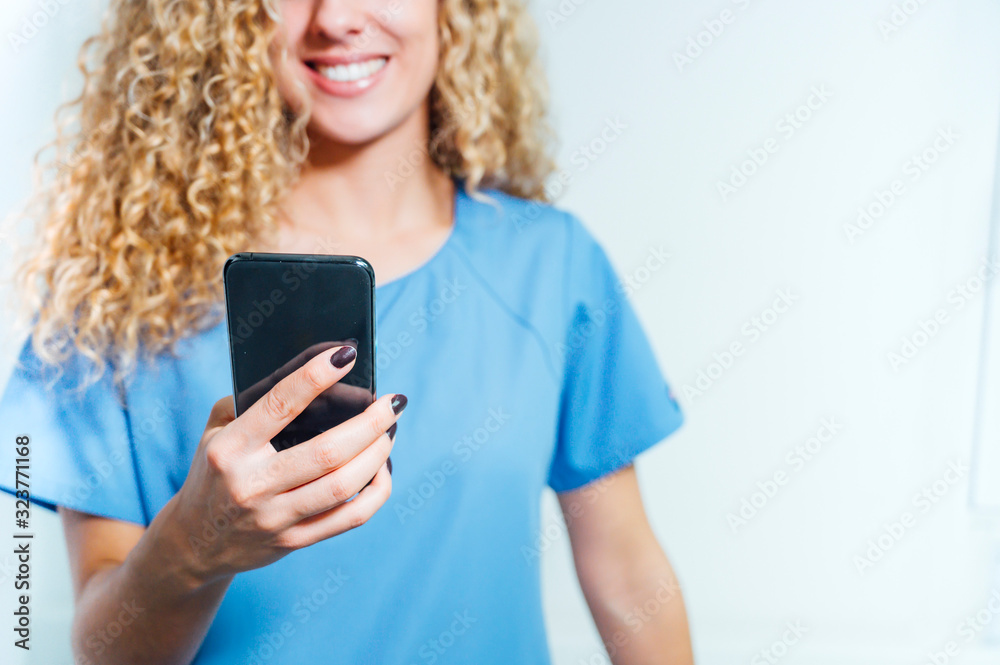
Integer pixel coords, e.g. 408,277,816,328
375,178,467,293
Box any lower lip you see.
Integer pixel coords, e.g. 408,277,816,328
304,58,389,99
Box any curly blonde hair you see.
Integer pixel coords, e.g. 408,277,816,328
6,0,558,393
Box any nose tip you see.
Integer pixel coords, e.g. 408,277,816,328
309,3,372,43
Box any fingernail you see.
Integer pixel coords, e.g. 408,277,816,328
387,422,397,440
390,394,407,415
330,345,357,368
387,456,393,475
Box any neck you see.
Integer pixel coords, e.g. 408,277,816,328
279,103,454,244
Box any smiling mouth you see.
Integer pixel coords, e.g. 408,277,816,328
305,57,388,83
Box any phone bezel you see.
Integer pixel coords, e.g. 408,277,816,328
222,252,377,422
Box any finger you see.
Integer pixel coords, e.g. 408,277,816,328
278,426,395,520
229,344,358,453
363,455,392,491
294,383,375,428
316,383,375,410
207,395,236,429
240,340,345,408
281,463,392,549
309,383,375,414
269,340,347,384
262,392,405,492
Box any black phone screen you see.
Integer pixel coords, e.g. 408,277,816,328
223,253,376,452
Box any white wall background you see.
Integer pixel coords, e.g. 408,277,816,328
1,1,999,664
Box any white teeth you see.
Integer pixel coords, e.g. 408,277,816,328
317,57,387,83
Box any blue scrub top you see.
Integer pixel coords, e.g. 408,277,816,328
0,181,684,664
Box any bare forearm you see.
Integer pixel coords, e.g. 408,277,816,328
71,497,232,665
582,559,694,665
558,466,694,663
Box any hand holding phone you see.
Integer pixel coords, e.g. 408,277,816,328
236,339,374,446
163,345,405,587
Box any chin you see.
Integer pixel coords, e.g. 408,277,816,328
309,98,416,145
309,115,388,145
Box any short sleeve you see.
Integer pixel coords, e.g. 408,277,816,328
546,214,685,493
0,336,148,525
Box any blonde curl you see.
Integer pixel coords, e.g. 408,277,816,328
5,0,558,393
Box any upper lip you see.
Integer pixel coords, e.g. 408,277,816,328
304,53,389,67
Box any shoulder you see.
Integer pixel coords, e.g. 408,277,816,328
457,186,603,269
5,330,126,405
10,333,82,390
451,186,623,332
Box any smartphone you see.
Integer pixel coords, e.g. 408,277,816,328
223,253,377,454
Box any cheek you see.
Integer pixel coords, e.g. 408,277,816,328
276,0,311,31
269,19,310,108
391,4,440,85
270,46,304,110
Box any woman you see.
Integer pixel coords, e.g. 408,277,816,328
0,0,693,663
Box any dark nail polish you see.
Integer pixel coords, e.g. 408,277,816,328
330,345,357,368
387,422,397,440
390,394,407,415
